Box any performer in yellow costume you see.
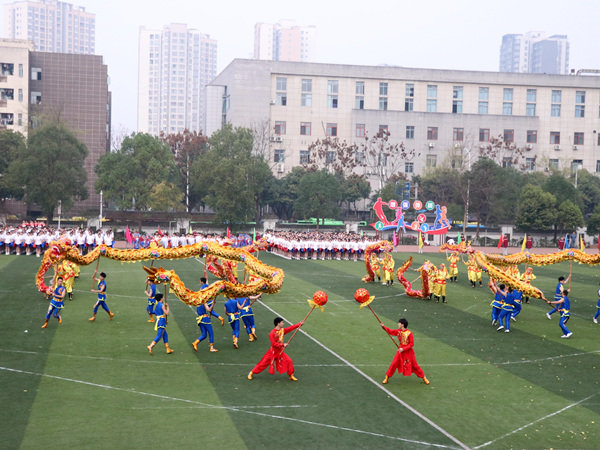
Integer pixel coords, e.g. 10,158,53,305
520,267,536,304
370,253,382,283
434,263,449,303
464,256,477,288
447,251,460,282
57,260,77,301
382,253,395,286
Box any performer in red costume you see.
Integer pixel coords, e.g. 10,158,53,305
381,318,430,385
248,317,305,382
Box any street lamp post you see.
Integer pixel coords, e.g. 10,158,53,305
99,190,103,228
462,148,472,237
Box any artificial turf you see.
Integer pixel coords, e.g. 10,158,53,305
1,250,599,449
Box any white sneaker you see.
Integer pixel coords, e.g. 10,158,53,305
491,320,496,326
511,316,516,322
546,313,552,320
497,326,504,331
594,317,598,324
566,332,573,338
505,329,510,333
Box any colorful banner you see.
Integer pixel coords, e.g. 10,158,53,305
370,197,451,235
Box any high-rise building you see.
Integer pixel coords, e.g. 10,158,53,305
0,38,110,215
137,23,217,135
499,32,569,75
254,20,317,63
4,0,95,54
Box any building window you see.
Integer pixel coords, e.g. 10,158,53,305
326,151,336,164
378,125,388,136
551,90,562,103
405,83,414,97
575,105,585,118
379,97,388,111
355,151,365,164
572,159,583,172
576,90,586,104
453,128,464,141
17,113,22,126
274,149,285,163
355,96,364,109
406,126,415,139
479,128,490,142
405,83,414,111
276,92,287,106
356,123,365,137
549,159,559,170
596,160,600,173
452,100,462,114
18,89,23,102
551,104,561,117
30,91,42,104
503,88,513,101
327,80,338,108
427,85,437,98
405,98,413,111
478,102,488,114
276,77,287,91
550,131,560,145
479,87,489,100
502,157,513,168
405,162,414,173
274,121,286,135
378,153,388,166
527,130,537,144
574,132,584,145
453,86,463,99
526,103,536,116
326,123,337,137
502,103,512,115
526,89,537,102
379,82,388,96
426,155,437,168
302,79,312,92
427,127,438,140
300,122,311,136
301,93,312,107
300,150,310,164
525,158,535,171
426,99,437,112
356,81,365,95
31,67,42,80
503,129,514,143
18,64,23,77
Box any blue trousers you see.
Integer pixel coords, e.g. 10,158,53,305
229,319,240,338
197,323,214,344
93,300,110,314
491,307,502,322
559,315,571,335
241,315,255,334
153,328,169,344
498,309,513,330
512,303,522,318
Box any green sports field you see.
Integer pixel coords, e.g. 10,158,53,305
1,251,599,449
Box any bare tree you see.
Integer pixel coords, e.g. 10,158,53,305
249,118,272,162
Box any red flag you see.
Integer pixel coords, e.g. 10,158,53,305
497,235,503,249
227,227,232,239
125,226,133,245
157,226,164,236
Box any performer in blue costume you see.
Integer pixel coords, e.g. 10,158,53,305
237,294,262,341
497,287,516,332
147,293,174,354
489,282,507,326
548,289,572,338
511,289,523,321
89,272,114,321
42,277,66,328
200,277,225,326
547,275,570,319
192,298,219,353
224,296,241,348
145,278,157,323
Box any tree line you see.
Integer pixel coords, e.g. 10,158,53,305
1,123,600,236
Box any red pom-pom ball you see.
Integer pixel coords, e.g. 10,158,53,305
354,288,370,304
312,290,328,306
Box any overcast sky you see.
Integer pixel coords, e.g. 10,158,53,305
2,0,600,133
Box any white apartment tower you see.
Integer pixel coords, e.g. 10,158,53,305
137,23,217,135
499,32,569,75
3,0,95,54
254,20,317,63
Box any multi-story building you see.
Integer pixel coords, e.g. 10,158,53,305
0,38,110,214
206,59,600,183
499,32,569,75
4,0,95,54
254,20,317,63
137,23,217,135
